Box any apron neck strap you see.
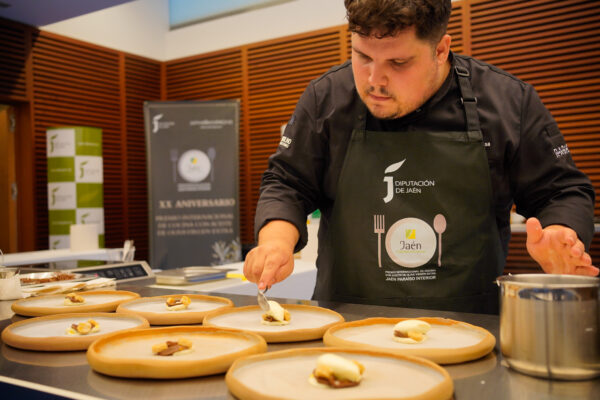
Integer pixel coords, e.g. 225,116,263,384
454,62,481,134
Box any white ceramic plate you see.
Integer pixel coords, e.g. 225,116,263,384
1,312,149,351
226,348,453,400
202,304,344,343
323,317,496,364
116,294,233,325
11,290,140,317
86,326,267,379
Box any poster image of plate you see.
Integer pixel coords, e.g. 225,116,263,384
385,217,436,268
177,149,211,183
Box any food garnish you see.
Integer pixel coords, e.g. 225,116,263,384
309,353,364,388
165,295,191,311
393,319,431,344
261,300,291,325
152,338,193,356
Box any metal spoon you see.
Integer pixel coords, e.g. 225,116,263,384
433,214,447,267
257,288,270,312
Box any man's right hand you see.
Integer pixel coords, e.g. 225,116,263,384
243,220,300,290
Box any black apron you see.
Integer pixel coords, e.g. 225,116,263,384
314,62,504,314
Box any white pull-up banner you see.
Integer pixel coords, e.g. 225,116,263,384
144,101,241,269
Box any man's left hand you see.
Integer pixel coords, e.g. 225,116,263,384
525,217,598,276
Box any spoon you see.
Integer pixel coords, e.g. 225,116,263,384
257,288,270,312
433,214,447,267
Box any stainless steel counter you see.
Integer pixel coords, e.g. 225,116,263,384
1,284,598,400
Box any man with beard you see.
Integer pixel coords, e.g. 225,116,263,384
243,0,596,313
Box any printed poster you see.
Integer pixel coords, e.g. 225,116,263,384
144,101,241,269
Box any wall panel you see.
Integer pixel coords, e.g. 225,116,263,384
0,19,29,101
31,31,121,250
468,0,600,271
124,55,162,261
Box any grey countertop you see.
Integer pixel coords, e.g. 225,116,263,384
0,283,599,400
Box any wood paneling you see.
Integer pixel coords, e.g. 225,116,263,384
467,0,600,272
0,18,162,255
0,19,28,101
244,28,345,242
123,55,162,261
31,31,120,250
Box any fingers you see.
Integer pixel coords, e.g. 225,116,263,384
242,244,293,289
574,265,600,277
242,249,260,283
258,251,291,290
525,217,543,245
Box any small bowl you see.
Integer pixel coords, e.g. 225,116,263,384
0,267,18,279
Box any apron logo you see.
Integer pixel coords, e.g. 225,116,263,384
383,159,405,203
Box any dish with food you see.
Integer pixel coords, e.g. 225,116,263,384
323,317,495,364
11,290,140,317
225,348,453,400
116,294,234,325
86,326,267,379
203,304,344,343
1,312,149,351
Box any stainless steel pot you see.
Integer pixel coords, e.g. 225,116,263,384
497,274,600,380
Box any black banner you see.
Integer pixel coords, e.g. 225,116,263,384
144,101,241,269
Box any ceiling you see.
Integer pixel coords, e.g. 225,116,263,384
0,0,135,27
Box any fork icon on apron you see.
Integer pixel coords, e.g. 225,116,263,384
374,214,385,268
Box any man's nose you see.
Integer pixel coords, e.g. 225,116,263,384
368,63,388,87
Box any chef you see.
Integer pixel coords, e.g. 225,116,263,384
243,0,596,313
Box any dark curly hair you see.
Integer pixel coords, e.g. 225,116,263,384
345,0,452,43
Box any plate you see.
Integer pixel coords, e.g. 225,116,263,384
116,294,233,325
225,347,453,400
1,313,149,351
202,304,344,343
19,271,96,287
11,290,140,317
86,326,267,379
323,317,495,364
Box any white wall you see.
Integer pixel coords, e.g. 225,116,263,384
41,0,347,61
42,0,168,60
165,0,346,60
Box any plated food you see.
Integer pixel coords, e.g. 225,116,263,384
87,326,267,379
309,353,364,389
203,304,344,343
11,290,140,317
323,317,495,364
261,300,291,326
393,319,431,344
226,348,453,400
116,294,233,325
1,313,149,351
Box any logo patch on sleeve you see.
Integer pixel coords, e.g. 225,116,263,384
553,144,570,159
279,136,292,148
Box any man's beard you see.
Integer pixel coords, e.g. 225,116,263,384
363,86,400,120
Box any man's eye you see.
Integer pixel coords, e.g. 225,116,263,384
392,61,406,68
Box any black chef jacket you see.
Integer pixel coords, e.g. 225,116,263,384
254,52,595,278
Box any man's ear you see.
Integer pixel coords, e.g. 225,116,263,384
435,34,451,64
